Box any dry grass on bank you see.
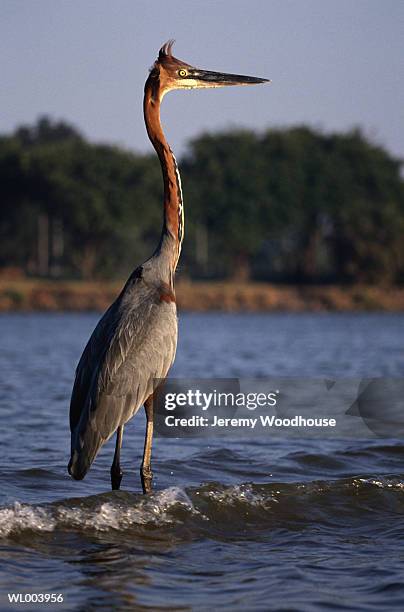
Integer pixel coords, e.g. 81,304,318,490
0,278,404,313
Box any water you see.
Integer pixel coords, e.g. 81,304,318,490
1,312,404,610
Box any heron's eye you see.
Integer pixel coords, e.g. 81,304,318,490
178,69,188,77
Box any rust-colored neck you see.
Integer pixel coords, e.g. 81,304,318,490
143,80,184,271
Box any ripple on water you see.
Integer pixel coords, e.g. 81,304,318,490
2,477,404,542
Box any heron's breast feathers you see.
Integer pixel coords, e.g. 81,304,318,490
84,279,178,428
70,273,178,439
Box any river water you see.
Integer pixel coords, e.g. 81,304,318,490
1,312,404,610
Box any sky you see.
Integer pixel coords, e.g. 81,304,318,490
1,0,403,159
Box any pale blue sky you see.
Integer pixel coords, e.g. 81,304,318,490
1,0,403,158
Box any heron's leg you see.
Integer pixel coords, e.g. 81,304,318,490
110,425,124,490
140,396,154,494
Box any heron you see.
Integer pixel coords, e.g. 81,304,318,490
68,41,268,494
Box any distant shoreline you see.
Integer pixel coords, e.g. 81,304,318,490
1,278,403,313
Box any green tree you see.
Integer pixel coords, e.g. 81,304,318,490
1,118,403,284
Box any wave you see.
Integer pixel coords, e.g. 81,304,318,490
0,487,198,538
1,476,404,539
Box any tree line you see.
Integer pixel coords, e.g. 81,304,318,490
1,116,403,283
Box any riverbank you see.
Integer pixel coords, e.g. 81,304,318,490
0,278,403,312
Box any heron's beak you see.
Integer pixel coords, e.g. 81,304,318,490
191,69,270,87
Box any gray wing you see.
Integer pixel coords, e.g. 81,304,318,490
69,298,120,434
69,267,142,434
68,269,177,479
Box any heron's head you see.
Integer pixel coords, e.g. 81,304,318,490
147,40,269,101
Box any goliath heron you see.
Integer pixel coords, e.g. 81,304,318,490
68,41,268,494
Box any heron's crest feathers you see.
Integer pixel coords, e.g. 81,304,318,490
159,39,175,59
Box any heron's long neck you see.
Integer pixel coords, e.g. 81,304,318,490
143,85,184,273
